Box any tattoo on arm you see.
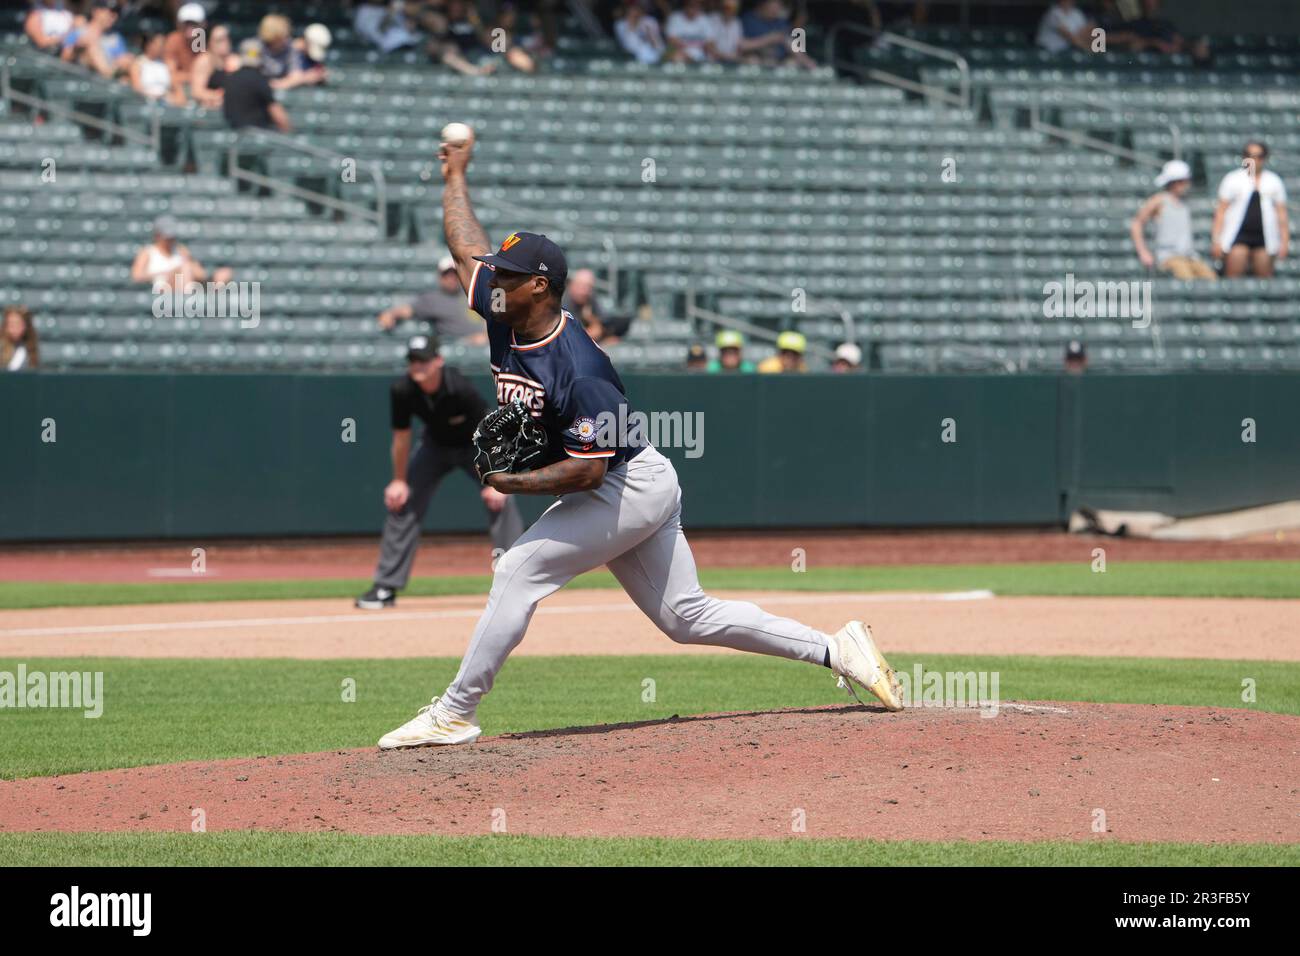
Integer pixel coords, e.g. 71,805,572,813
491,457,606,496
442,174,490,289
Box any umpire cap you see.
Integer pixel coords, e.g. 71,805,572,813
407,334,440,361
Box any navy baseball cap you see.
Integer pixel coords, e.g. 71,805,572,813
473,231,568,288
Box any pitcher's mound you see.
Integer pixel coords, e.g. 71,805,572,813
3,702,1296,842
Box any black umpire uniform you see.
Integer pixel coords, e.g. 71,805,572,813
357,335,523,608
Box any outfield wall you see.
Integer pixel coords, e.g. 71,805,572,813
1,372,1297,542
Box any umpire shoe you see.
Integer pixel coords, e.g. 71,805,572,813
827,621,904,712
378,696,482,749
355,585,397,610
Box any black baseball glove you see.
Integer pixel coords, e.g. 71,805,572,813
472,399,549,483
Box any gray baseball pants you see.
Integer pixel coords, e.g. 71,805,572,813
374,440,524,589
441,444,831,716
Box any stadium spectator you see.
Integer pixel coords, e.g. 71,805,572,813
163,3,205,95
377,255,487,344
615,4,667,65
1212,141,1290,279
130,215,233,293
707,329,755,373
61,2,132,79
562,268,629,343
1130,159,1216,281
1128,0,1208,60
189,23,230,109
239,14,327,90
299,24,333,71
742,0,815,69
130,33,186,106
831,341,861,373
710,0,747,63
206,48,292,131
24,0,75,54
758,329,808,373
685,343,708,370
2,306,40,372
414,6,496,76
1035,0,1094,54
479,3,537,73
665,0,719,63
1064,339,1087,374
354,1,423,54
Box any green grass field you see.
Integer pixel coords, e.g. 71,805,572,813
3,832,1295,867
3,559,1296,866
3,559,1300,609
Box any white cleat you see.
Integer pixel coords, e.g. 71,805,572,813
827,621,904,712
377,696,482,749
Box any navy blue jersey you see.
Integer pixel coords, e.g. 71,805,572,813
467,261,644,470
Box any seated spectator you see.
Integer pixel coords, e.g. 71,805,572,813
481,3,536,73
131,215,233,293
189,23,231,109
666,0,719,63
378,255,488,345
25,0,75,54
1035,0,1094,54
419,5,497,76
562,268,630,344
354,1,423,54
741,0,815,69
1130,159,1216,281
685,342,708,370
1212,141,1290,279
61,1,132,79
206,48,292,131
831,341,862,373
1064,339,1087,374
2,306,40,372
130,32,186,105
615,4,666,65
707,329,755,373
163,3,205,95
757,330,808,373
710,0,748,63
239,14,327,90
1129,0,1206,58
439,0,534,74
298,24,333,70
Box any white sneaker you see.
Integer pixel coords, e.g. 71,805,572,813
827,621,904,712
377,696,481,749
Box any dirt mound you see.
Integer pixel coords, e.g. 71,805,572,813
3,703,1295,842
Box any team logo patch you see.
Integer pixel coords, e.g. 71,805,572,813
501,232,522,252
570,417,598,444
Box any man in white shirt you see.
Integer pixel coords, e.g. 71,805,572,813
665,0,719,63
1036,0,1094,54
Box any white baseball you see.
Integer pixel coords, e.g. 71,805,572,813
440,122,474,147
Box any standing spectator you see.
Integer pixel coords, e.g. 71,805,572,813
163,3,206,95
2,306,39,372
25,0,75,54
831,341,861,373
354,1,422,54
130,33,186,105
206,48,292,131
354,335,523,610
666,0,719,63
378,255,487,344
1035,0,1094,54
130,215,233,292
189,23,230,109
562,268,629,343
742,0,815,69
757,329,808,373
1130,159,1216,280
61,2,132,79
1212,141,1290,278
615,4,666,65
707,329,755,372
239,14,327,90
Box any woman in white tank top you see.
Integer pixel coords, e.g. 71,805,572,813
130,215,234,292
130,33,185,106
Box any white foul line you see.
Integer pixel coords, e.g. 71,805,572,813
0,590,994,640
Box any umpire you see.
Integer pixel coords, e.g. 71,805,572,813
355,335,523,609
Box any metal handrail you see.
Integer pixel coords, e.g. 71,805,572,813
825,23,972,111
227,127,387,235
1025,87,1181,166
1,51,161,151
